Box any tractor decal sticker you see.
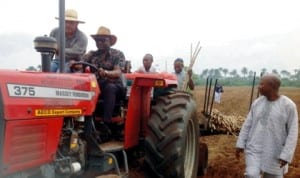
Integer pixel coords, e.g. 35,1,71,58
7,83,95,100
35,109,82,116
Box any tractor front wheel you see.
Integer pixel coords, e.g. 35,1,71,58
144,91,199,178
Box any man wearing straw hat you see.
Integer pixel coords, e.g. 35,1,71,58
50,9,88,72
173,58,194,90
82,26,125,126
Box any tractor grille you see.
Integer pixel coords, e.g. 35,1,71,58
2,118,62,175
9,124,47,164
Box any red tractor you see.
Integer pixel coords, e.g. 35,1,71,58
0,35,207,178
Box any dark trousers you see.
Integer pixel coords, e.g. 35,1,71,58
99,80,122,123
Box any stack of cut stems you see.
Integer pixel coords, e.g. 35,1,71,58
208,109,245,136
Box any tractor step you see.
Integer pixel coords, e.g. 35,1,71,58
97,141,129,178
98,141,124,152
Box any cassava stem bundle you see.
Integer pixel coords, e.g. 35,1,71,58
181,41,202,90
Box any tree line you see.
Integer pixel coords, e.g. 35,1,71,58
193,67,300,87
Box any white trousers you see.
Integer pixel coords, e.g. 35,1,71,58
214,92,221,103
245,152,283,178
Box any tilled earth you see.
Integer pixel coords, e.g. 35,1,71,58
200,134,300,178
95,87,300,177
126,134,300,178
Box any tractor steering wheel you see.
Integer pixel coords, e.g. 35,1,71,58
70,61,103,81
70,61,98,73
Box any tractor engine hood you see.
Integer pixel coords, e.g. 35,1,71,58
0,69,100,120
0,69,100,176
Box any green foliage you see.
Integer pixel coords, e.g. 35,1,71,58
26,66,37,71
26,65,41,71
194,67,300,87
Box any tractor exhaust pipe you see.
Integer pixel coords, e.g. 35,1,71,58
33,35,57,72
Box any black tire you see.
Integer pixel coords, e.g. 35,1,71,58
144,91,199,178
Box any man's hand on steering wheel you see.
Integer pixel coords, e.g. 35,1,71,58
70,61,98,73
98,68,108,77
69,60,83,72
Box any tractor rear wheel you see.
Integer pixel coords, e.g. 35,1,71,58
144,91,199,178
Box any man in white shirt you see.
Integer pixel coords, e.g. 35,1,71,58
135,54,158,73
236,74,298,178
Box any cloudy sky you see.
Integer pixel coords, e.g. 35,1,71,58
1,0,300,74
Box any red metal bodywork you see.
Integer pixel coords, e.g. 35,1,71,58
0,69,178,174
124,72,177,149
0,70,100,175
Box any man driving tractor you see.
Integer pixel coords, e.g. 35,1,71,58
82,26,126,127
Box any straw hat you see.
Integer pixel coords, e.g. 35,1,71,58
55,9,85,23
91,26,117,46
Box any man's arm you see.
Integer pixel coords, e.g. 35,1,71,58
100,49,124,78
236,108,255,150
101,65,121,78
235,108,254,160
187,69,195,90
279,103,298,163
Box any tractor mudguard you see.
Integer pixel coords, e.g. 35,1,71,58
123,72,178,149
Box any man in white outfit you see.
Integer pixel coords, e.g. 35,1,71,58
236,73,298,178
135,54,158,73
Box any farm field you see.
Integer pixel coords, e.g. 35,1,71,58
194,86,300,178
99,86,300,178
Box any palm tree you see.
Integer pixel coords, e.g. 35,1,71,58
241,67,248,78
261,68,267,75
248,70,254,78
280,70,291,79
214,68,222,78
200,69,209,78
222,68,228,78
272,69,279,77
208,69,214,77
229,69,238,78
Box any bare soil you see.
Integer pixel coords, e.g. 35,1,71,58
103,86,300,178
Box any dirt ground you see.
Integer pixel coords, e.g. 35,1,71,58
100,86,300,178
195,86,300,178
